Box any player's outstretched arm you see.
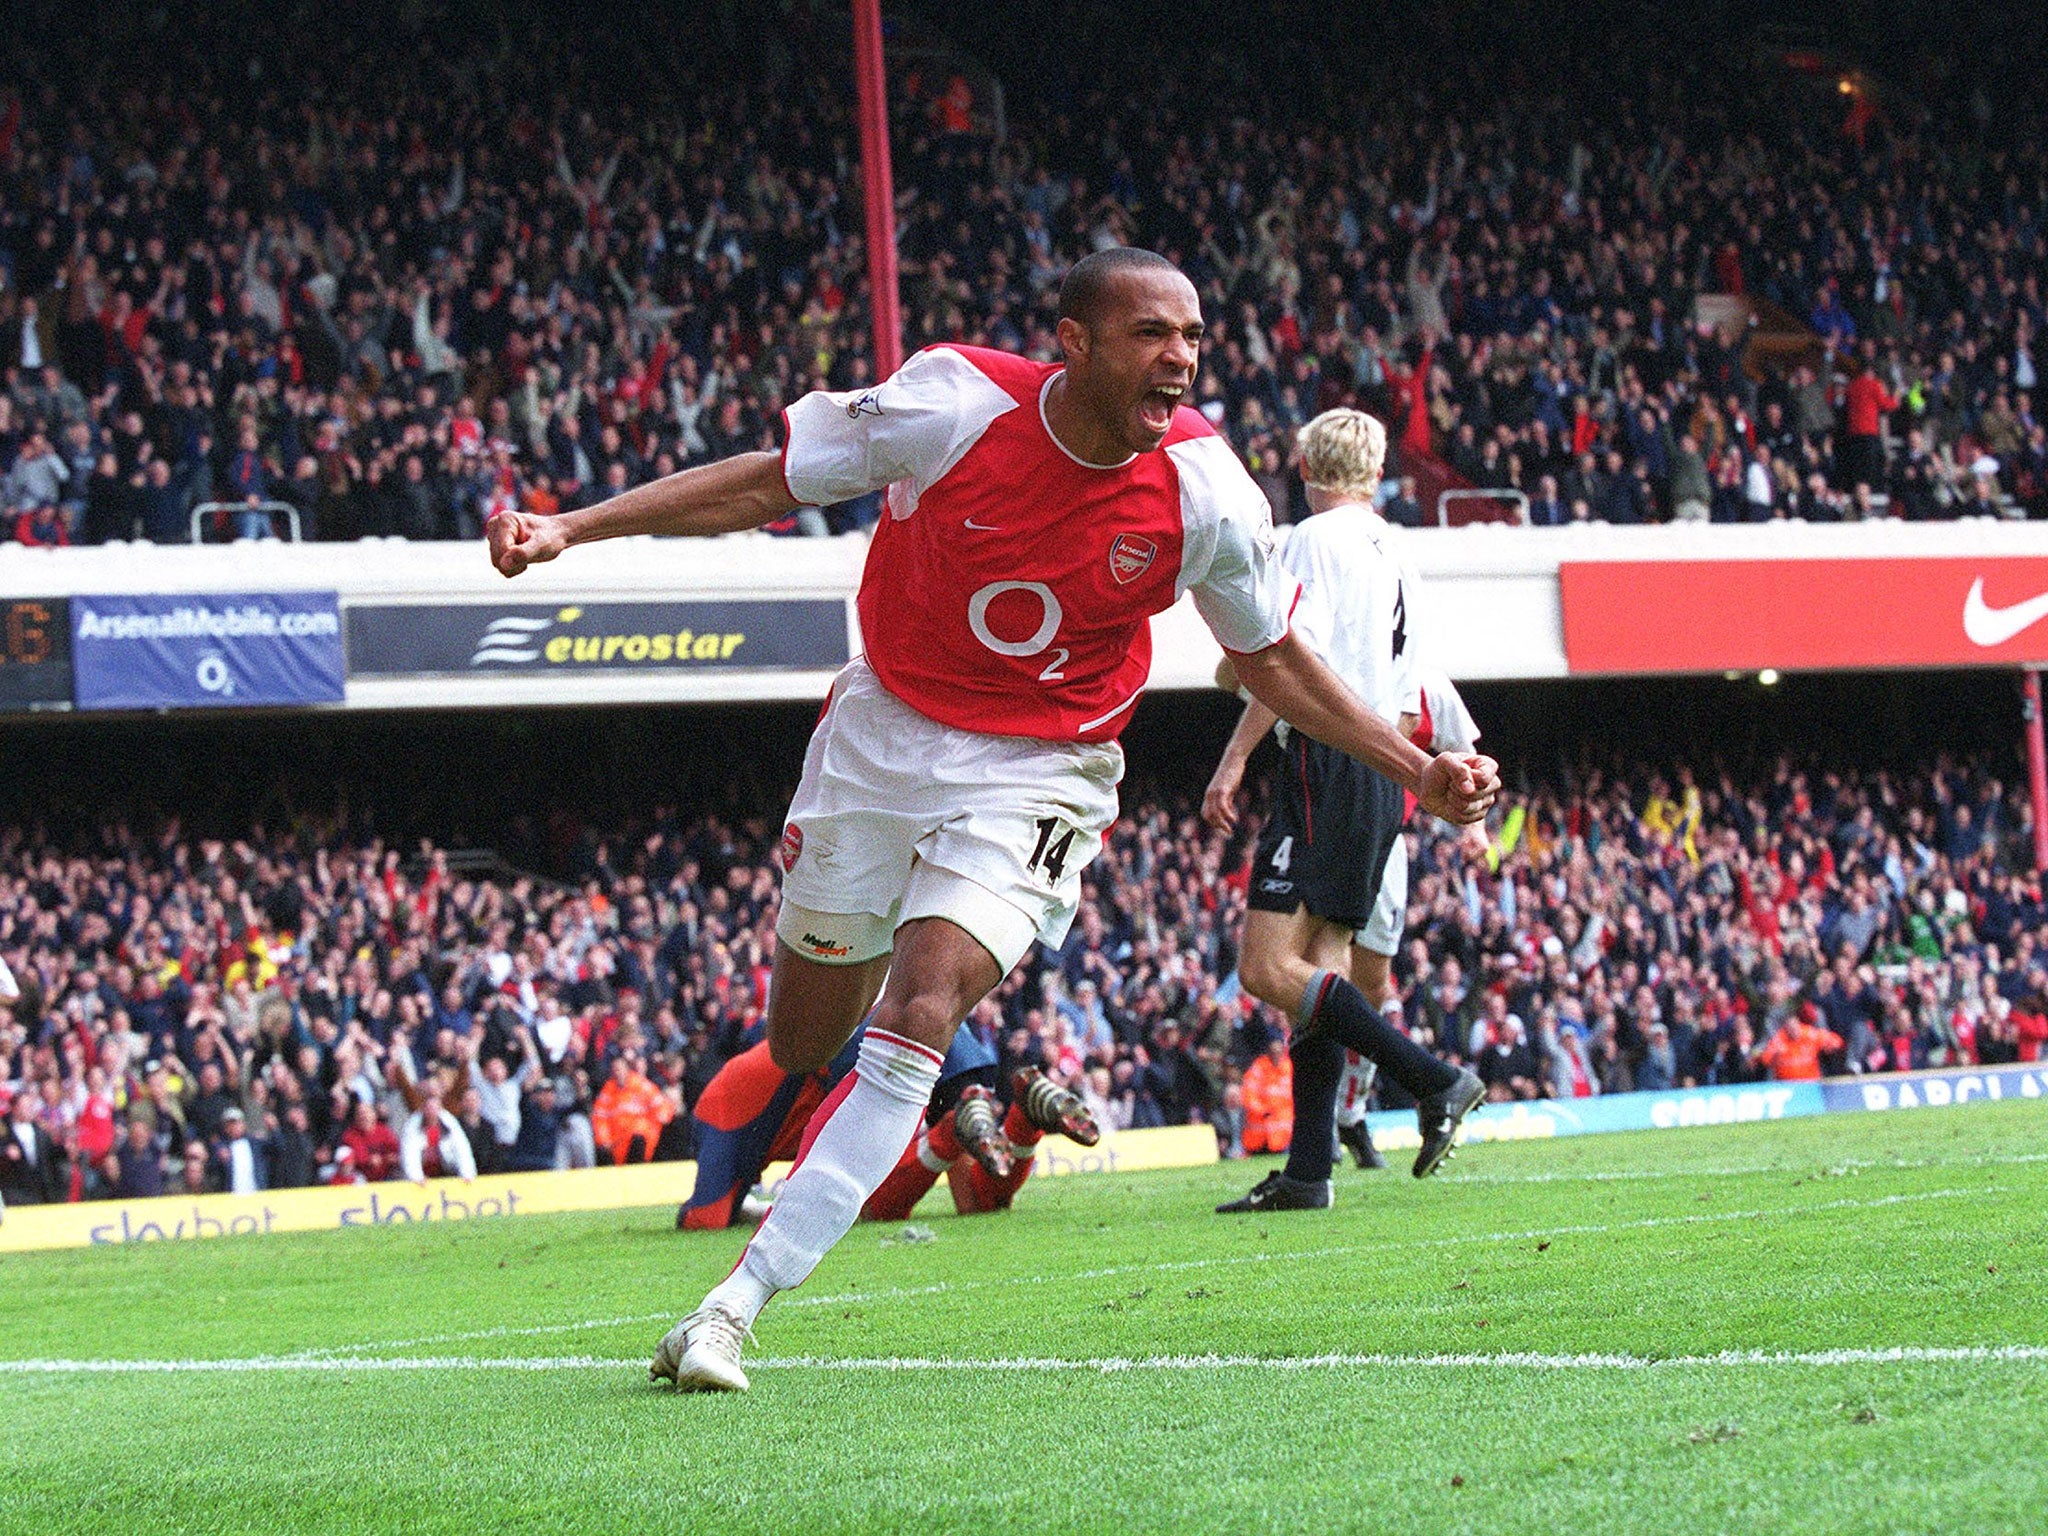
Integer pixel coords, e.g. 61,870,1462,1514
488,450,799,577
1233,631,1500,825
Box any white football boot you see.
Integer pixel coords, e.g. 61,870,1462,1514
650,1303,754,1392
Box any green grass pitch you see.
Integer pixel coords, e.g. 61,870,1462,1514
5,1100,2047,1535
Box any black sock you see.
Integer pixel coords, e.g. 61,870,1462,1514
1307,973,1458,1100
1282,1031,1344,1185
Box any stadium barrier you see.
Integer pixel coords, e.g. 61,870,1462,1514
0,1123,1219,1255
9,1071,2036,1254
9,521,2048,711
1360,1061,2048,1151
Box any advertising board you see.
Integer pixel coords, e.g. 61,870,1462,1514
1561,557,2048,674
346,599,850,677
70,592,345,710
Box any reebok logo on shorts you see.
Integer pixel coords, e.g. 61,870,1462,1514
1258,877,1295,896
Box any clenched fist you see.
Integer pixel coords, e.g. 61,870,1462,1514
1417,752,1500,826
487,510,570,578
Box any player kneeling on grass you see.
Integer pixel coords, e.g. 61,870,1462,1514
679,1020,1099,1230
488,247,1496,1393
1204,409,1487,1214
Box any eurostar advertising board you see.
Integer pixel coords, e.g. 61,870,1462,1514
346,599,850,676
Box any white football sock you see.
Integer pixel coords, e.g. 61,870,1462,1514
704,1028,942,1327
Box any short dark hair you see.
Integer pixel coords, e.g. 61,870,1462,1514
1057,247,1181,328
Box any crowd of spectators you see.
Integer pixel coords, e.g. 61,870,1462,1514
1,3,2045,549
3,747,2042,1205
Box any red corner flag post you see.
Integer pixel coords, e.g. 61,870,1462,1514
853,0,903,379
2026,669,2048,873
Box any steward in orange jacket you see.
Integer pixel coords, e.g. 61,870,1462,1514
1241,1039,1295,1153
591,1053,677,1164
1757,1004,1843,1082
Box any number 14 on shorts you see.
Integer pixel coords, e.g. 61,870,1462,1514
1026,816,1079,884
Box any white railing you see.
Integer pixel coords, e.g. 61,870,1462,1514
190,500,304,544
1437,488,1530,527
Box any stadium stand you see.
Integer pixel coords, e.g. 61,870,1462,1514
1,1,2044,545
0,0,2044,1195
4,743,2042,1202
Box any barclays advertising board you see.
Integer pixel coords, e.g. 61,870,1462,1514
1820,1063,2048,1114
1361,1080,1827,1150
1358,1063,2047,1151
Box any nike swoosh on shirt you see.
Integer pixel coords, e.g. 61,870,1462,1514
1961,578,2048,648
963,517,1000,531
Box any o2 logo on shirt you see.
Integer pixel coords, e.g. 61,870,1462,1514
967,580,1068,682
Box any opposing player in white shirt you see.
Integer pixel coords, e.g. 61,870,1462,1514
1204,409,1485,1212
1333,662,1490,1169
489,249,1499,1392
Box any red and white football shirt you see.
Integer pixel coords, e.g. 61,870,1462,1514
781,344,1297,743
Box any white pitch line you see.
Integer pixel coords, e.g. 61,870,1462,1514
287,1312,674,1360
0,1355,626,1374
6,1345,2048,1376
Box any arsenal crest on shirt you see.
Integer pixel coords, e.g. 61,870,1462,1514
1108,533,1158,585
778,823,804,871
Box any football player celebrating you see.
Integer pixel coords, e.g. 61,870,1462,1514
489,248,1498,1391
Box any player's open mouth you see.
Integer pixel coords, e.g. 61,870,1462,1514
1139,385,1184,431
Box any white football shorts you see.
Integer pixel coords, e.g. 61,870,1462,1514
1353,828,1409,957
775,659,1123,975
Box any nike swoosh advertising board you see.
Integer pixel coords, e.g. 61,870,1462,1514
1560,557,2048,673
